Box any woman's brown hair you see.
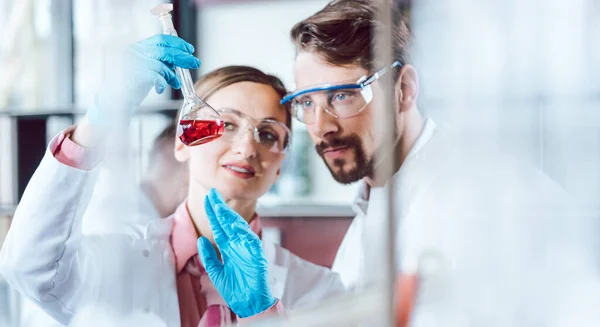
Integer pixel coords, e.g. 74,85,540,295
191,66,292,130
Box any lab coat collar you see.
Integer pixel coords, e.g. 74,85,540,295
351,182,370,216
351,118,437,216
405,118,437,161
170,200,263,273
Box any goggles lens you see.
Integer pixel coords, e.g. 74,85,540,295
219,109,291,154
282,61,402,124
289,85,373,124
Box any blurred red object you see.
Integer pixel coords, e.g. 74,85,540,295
395,273,419,327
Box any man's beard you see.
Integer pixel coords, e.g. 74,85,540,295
316,134,375,184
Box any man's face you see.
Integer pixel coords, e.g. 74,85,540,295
294,52,385,184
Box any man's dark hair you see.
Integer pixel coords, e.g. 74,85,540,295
291,0,411,72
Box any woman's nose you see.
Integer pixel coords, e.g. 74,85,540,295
232,128,258,159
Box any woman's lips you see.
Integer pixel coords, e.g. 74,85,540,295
222,164,256,179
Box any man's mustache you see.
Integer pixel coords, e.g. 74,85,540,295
315,135,361,156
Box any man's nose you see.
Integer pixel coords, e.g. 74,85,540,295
309,104,340,140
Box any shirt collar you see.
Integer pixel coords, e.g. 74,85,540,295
170,200,263,273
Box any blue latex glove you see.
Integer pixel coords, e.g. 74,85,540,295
197,188,276,318
87,34,201,130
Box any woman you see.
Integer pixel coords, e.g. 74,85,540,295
0,35,343,327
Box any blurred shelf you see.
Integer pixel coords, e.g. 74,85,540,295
0,100,182,118
0,108,83,118
0,205,16,216
257,204,354,218
0,201,352,219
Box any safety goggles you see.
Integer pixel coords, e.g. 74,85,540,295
217,108,291,154
281,61,403,124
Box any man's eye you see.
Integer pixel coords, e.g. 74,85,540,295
333,92,354,102
301,100,313,109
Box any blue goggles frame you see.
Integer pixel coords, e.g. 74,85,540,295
281,60,403,105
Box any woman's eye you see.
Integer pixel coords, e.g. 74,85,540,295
259,131,278,144
223,122,236,131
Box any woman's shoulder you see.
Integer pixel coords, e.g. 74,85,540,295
264,241,344,286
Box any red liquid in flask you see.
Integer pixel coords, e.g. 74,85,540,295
178,120,225,146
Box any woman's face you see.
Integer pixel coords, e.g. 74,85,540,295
175,81,288,201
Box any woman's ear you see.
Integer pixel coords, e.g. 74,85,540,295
174,138,190,162
395,64,419,113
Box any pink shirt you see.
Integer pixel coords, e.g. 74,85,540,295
50,128,283,326
168,201,281,326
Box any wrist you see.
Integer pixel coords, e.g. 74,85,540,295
236,298,280,320
72,116,109,148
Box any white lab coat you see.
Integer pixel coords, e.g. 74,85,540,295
18,169,163,327
0,141,344,326
333,119,599,326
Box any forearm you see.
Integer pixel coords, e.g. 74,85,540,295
71,115,107,149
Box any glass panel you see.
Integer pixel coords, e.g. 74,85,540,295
2,0,599,326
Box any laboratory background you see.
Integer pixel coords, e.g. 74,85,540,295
1,0,600,326
1,1,360,325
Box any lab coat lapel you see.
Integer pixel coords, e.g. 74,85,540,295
262,239,288,300
268,264,288,300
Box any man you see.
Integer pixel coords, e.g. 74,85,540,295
18,120,187,326
283,0,597,325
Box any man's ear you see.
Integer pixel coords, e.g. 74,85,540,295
395,64,419,113
174,138,189,162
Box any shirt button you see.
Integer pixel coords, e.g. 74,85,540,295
142,250,150,257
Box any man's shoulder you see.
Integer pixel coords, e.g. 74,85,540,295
402,126,570,215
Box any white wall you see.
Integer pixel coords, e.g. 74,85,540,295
197,0,322,89
197,0,359,205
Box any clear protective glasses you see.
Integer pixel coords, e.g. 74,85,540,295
216,108,292,154
281,61,403,124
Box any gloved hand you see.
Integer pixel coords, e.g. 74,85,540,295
197,188,276,318
87,34,201,130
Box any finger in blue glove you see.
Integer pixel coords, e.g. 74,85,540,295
198,188,276,318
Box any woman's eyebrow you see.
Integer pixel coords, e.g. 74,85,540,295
219,107,279,122
218,107,243,115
